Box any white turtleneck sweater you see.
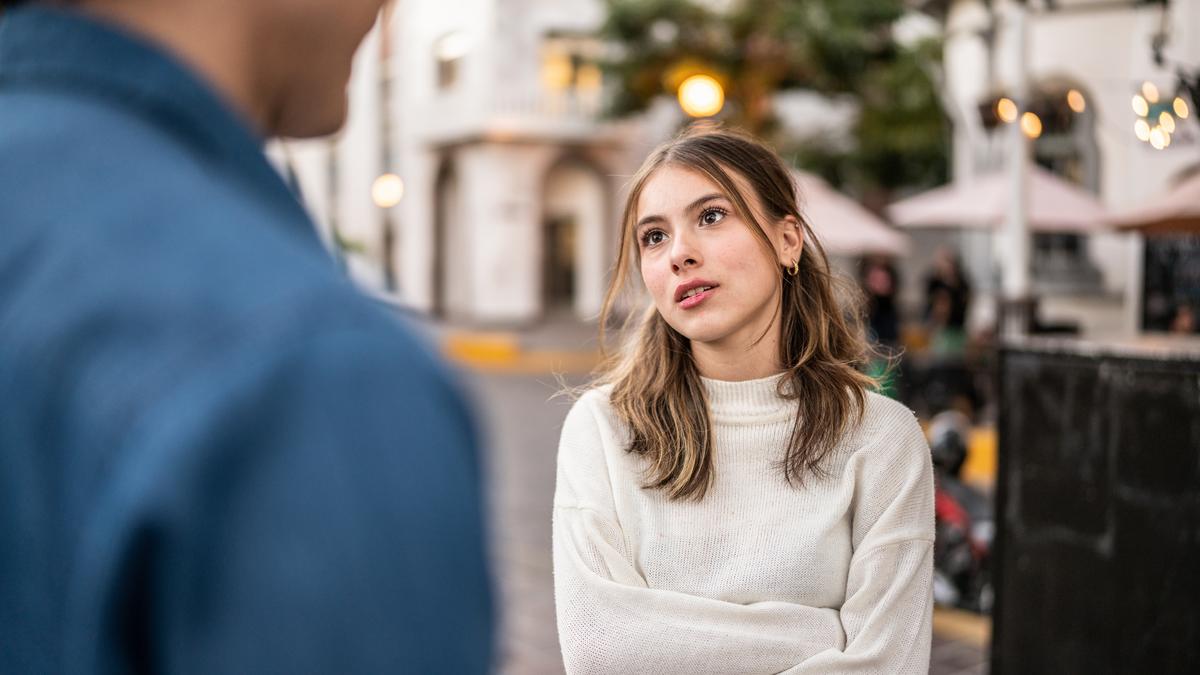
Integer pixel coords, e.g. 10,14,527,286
552,374,934,674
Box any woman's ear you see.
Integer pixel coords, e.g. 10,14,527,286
776,215,804,266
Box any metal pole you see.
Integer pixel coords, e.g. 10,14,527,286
1001,1,1031,337
379,1,398,293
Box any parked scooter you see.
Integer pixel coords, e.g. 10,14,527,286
928,411,994,613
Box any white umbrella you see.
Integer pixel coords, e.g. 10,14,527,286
1107,170,1200,234
886,163,1108,233
792,170,910,257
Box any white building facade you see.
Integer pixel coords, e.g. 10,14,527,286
277,0,690,325
276,0,1200,332
938,0,1200,334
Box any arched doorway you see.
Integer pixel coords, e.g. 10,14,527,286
541,158,609,319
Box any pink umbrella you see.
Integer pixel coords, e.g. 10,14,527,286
1107,170,1200,234
792,170,910,257
886,163,1108,233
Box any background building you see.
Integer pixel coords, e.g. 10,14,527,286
273,0,1199,336
935,0,1199,335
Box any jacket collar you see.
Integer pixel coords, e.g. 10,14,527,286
0,5,314,231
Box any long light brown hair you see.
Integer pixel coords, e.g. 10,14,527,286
596,127,878,501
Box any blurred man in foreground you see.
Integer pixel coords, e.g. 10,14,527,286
0,1,493,672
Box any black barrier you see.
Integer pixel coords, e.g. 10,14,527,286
994,338,1200,674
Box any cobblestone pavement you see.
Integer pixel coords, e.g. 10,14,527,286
465,371,989,675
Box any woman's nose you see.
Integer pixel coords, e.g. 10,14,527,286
669,232,701,273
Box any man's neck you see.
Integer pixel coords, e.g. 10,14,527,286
75,1,268,133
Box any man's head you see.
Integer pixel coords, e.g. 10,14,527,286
66,0,389,138
250,0,390,137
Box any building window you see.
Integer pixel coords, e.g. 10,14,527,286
540,34,604,97
1030,81,1103,292
434,31,470,90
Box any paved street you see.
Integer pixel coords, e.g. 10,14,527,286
464,369,988,675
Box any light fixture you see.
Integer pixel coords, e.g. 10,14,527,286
1020,112,1043,139
677,74,725,118
1132,94,1149,117
435,31,471,61
1174,96,1190,119
1067,89,1086,113
996,97,1018,124
1142,81,1160,103
1134,118,1151,141
1159,110,1176,133
1149,127,1167,150
372,173,405,209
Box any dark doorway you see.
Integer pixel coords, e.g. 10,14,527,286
543,214,576,311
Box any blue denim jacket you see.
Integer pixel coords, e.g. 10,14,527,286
0,6,493,673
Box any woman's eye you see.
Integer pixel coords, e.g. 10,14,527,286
700,207,728,226
640,229,667,247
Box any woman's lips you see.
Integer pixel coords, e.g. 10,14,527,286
678,287,716,309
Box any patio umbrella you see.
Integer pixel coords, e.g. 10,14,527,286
886,163,1108,233
792,170,910,257
1107,170,1200,234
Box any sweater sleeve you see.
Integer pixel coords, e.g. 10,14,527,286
552,394,846,675
782,404,935,674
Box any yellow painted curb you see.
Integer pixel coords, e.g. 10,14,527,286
441,331,601,374
442,331,520,365
932,607,991,649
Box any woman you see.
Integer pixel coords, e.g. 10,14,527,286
552,128,934,674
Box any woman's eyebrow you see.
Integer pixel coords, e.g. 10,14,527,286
636,193,727,230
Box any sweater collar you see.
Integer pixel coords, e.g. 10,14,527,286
700,372,796,422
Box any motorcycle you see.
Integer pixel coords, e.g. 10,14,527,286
928,410,994,614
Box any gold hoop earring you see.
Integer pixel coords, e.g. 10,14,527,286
788,259,800,277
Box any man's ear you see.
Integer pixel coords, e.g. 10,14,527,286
776,215,804,265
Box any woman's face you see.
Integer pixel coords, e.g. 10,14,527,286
634,164,801,350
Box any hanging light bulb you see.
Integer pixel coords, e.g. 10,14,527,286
1020,111,1043,139
1134,119,1151,141
1067,89,1086,113
996,97,1018,123
1159,111,1176,133
1174,96,1190,119
1132,94,1149,117
1141,81,1160,103
1149,126,1167,150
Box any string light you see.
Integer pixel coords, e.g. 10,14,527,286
1141,81,1160,103
1148,127,1167,150
1134,119,1151,141
1159,111,1176,133
1067,89,1086,113
1174,96,1190,119
1020,111,1043,139
996,97,1018,123
1132,94,1149,117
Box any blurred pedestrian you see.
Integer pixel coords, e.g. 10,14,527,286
860,255,902,351
553,128,933,673
859,255,902,398
0,1,492,673
1170,303,1197,334
923,246,971,357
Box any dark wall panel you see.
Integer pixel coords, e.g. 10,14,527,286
994,343,1200,674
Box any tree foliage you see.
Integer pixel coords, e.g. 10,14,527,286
597,0,949,201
